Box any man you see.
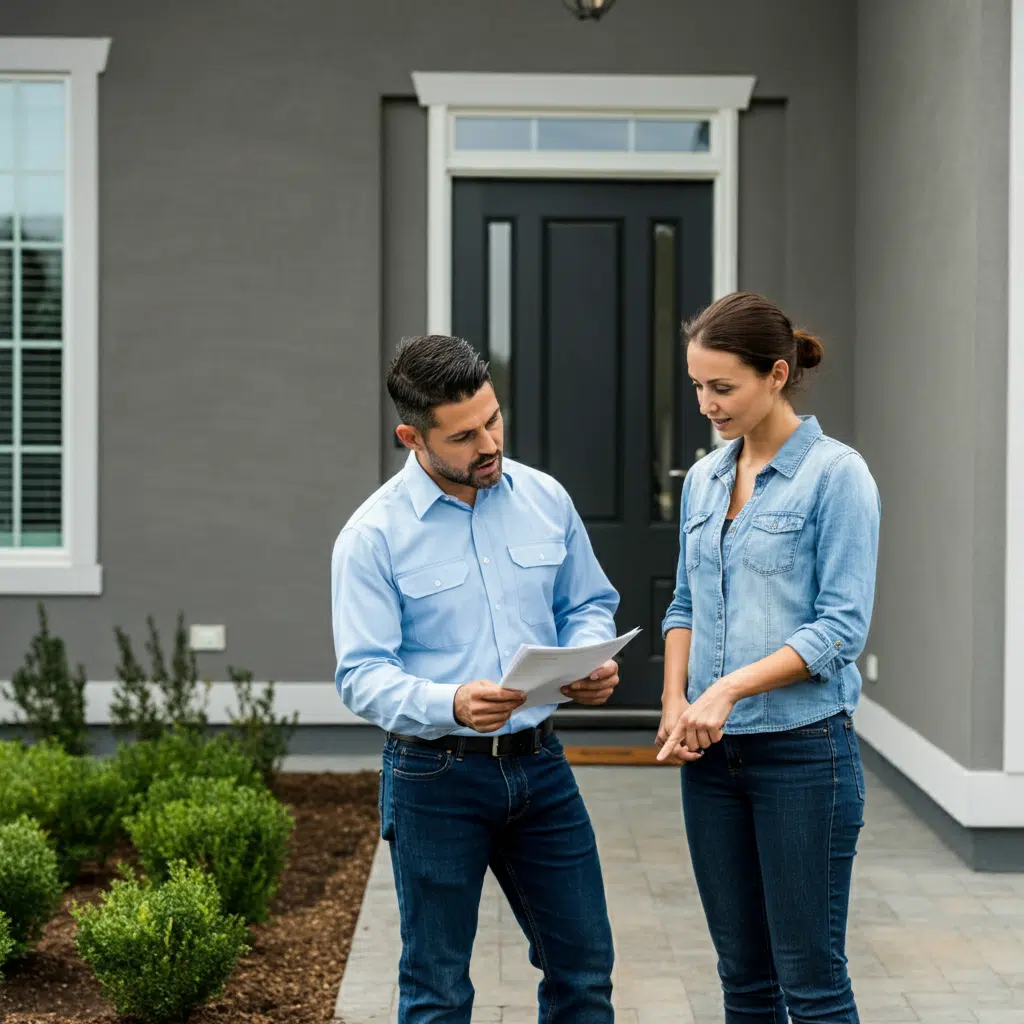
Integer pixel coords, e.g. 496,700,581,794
331,334,621,1024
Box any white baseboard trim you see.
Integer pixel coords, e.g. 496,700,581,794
0,681,367,728
855,695,1024,828
0,682,658,730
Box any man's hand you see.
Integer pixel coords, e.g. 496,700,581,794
454,681,526,733
655,694,703,766
656,678,737,762
560,660,619,706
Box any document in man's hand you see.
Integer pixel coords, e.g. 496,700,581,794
499,628,642,709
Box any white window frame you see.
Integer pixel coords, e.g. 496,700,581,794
1006,0,1024,773
411,73,756,338
0,37,109,595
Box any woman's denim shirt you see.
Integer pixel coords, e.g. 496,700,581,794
662,416,881,733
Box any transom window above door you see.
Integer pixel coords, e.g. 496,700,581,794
453,115,711,154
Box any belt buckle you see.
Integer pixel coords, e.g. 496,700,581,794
491,735,501,757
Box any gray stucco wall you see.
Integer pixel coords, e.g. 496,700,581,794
0,0,856,689
855,0,1011,769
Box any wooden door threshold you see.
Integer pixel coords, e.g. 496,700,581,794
563,745,663,766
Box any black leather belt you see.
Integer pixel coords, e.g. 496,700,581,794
388,718,554,757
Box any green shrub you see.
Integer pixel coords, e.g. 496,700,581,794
0,816,63,958
226,667,298,784
73,862,249,1024
110,624,164,742
0,911,15,978
111,729,263,815
127,775,293,923
0,740,130,882
1,602,88,756
109,613,209,738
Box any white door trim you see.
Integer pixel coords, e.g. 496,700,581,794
411,72,756,336
1006,0,1024,773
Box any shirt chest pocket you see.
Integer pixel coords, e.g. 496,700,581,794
743,512,805,575
508,540,568,626
395,558,476,649
683,511,713,572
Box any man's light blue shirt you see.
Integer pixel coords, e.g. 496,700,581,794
331,453,620,739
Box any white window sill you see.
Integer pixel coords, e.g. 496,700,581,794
0,563,103,595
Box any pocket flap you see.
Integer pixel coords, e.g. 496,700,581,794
683,511,713,533
508,541,568,569
395,558,469,599
750,512,805,534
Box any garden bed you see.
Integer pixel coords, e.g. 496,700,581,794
0,771,381,1024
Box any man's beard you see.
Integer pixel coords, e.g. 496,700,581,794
424,445,503,489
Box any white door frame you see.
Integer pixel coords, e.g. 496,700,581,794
411,72,756,336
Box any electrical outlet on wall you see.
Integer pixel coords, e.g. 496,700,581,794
189,624,226,652
864,653,879,682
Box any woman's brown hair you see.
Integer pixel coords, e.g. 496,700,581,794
684,292,824,393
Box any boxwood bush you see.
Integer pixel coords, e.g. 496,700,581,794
111,729,263,815
73,862,249,1024
126,775,293,923
0,816,63,959
0,740,129,882
0,911,15,978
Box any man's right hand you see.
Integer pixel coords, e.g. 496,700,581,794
454,681,527,733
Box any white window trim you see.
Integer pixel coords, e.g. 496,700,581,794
0,38,110,595
1006,0,1024,773
411,72,756,339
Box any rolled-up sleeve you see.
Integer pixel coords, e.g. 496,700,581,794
662,470,695,635
785,453,881,682
331,527,459,737
553,495,619,648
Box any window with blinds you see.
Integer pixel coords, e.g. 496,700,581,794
0,79,65,550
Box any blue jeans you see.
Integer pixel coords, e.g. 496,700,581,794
379,730,614,1023
680,712,865,1023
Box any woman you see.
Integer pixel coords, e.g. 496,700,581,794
657,291,880,1023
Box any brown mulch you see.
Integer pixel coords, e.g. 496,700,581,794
0,771,381,1024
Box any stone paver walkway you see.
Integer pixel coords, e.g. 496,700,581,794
335,765,1024,1023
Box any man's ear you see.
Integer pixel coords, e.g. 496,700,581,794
395,424,422,451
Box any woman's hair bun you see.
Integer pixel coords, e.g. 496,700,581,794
793,328,824,370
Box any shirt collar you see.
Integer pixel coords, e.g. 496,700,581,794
713,415,822,481
402,451,515,519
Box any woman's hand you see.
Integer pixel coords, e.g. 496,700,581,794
655,694,704,766
656,678,738,762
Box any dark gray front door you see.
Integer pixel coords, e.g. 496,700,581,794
453,179,713,708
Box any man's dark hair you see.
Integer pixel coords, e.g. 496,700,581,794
386,335,491,432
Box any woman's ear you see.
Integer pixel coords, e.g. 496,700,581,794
771,358,790,394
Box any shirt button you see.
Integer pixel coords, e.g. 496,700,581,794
482,557,490,564
434,580,441,587
539,553,546,560
504,650,510,656
495,603,501,610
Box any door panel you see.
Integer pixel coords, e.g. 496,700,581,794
546,220,622,522
453,179,713,708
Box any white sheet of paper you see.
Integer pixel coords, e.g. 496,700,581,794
500,628,642,709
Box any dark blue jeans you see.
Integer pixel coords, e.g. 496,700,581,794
379,730,614,1024
680,712,865,1023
